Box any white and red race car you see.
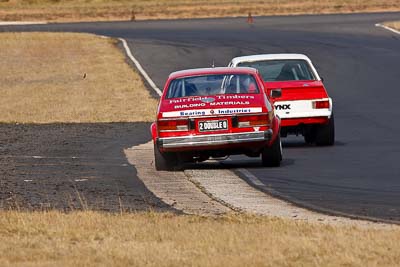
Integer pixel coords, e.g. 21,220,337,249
151,67,282,170
229,54,334,146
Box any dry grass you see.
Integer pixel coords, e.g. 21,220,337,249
0,211,399,266
0,0,399,22
385,21,400,30
0,29,399,267
0,32,158,123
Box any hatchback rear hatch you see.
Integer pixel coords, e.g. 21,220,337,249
158,93,270,137
265,80,331,119
265,80,328,101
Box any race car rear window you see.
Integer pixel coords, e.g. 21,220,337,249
166,74,259,99
237,60,316,81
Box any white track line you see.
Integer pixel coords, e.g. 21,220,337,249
236,168,268,187
375,23,400,35
118,38,163,97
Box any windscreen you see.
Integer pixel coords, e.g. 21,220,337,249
166,74,259,99
237,60,316,81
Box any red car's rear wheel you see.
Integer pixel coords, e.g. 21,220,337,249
261,135,282,167
154,142,179,171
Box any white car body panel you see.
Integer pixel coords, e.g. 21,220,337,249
229,53,332,119
229,53,322,81
274,98,332,119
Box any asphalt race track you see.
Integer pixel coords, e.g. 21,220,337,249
2,12,400,222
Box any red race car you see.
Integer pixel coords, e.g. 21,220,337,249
151,67,282,170
229,54,334,146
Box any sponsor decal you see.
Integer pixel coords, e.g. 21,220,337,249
201,97,215,103
168,95,255,104
162,107,263,118
179,110,207,116
175,101,250,108
275,104,291,110
210,101,250,106
217,108,252,114
174,103,206,109
217,95,255,100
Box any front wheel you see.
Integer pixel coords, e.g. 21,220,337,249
261,135,282,167
315,114,335,146
154,142,178,171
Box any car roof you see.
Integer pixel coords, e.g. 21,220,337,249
169,67,258,80
230,53,312,65
229,53,321,81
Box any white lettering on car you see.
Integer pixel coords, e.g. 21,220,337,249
162,108,263,117
174,103,206,109
199,120,228,132
217,95,255,100
210,101,249,106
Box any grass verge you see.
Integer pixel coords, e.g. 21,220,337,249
0,211,399,266
0,32,158,123
384,21,400,30
0,0,399,22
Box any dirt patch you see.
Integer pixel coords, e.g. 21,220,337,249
0,122,173,212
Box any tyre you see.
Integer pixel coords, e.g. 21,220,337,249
154,142,178,171
315,114,335,146
304,130,316,144
261,135,282,167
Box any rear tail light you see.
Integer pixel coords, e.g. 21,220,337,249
237,114,269,128
158,119,189,132
313,100,330,109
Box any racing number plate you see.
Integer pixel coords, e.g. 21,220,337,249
198,120,228,132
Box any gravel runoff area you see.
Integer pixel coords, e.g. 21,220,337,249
0,122,173,212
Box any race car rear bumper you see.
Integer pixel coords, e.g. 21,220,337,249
157,130,273,149
281,116,329,127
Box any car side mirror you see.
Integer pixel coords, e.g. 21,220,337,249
320,77,324,82
270,89,282,98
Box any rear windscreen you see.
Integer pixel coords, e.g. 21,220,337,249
237,60,316,81
166,74,259,99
